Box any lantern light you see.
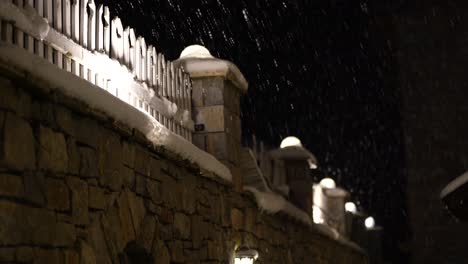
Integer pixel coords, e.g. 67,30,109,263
345,202,357,214
365,216,376,229
234,246,259,264
320,178,336,189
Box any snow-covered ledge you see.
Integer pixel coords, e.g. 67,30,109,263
174,45,248,92
0,43,232,182
244,186,364,252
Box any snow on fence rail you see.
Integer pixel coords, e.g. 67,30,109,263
0,0,193,141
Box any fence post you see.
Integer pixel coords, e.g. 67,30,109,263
175,45,248,191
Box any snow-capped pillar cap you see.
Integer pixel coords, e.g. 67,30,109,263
174,45,248,93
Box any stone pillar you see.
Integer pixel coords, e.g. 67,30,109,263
175,45,248,191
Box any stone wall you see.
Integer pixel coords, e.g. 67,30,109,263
0,69,366,263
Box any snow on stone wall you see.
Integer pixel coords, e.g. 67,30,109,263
0,0,193,141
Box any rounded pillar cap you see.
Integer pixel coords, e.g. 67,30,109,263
180,45,214,59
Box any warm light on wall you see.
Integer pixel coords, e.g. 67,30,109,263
345,202,357,214
234,246,258,264
365,216,376,229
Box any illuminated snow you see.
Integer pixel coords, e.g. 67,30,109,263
0,44,232,182
0,1,50,40
180,44,214,59
365,216,376,229
440,170,468,198
345,202,357,213
280,136,303,148
320,178,336,189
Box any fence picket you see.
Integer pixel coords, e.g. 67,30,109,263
79,0,88,47
36,0,44,16
53,0,62,32
96,5,104,51
71,0,79,42
44,0,53,27
138,37,147,81
87,0,96,51
63,0,71,37
14,28,24,48
110,17,123,61
103,6,110,54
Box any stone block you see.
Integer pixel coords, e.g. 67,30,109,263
115,192,137,245
98,130,123,191
168,240,185,263
33,249,61,264
16,247,34,263
149,158,163,180
88,215,112,264
0,248,15,262
223,82,241,115
62,250,80,264
159,224,173,241
203,77,225,106
136,215,157,252
38,126,68,173
74,117,101,148
54,106,75,135
193,105,225,133
192,134,207,151
158,207,174,224
244,207,258,233
152,240,170,264
122,166,135,190
78,146,99,178
160,174,178,209
135,174,149,197
204,133,240,164
191,79,204,107
66,176,89,225
147,178,163,205
45,177,70,211
126,190,146,235
231,208,244,230
0,77,18,111
134,147,150,176
0,78,32,118
191,215,205,249
1,113,36,170
67,138,80,175
79,240,97,264
180,175,197,214
206,240,222,260
0,199,61,245
174,212,191,240
122,141,135,168
23,171,46,206
88,186,107,210
0,173,24,198
53,222,76,247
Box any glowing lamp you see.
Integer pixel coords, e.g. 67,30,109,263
234,246,258,264
345,202,357,214
320,178,336,189
365,216,376,229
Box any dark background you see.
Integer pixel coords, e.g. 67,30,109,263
95,0,416,262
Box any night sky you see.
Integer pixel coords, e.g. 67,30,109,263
96,0,409,262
